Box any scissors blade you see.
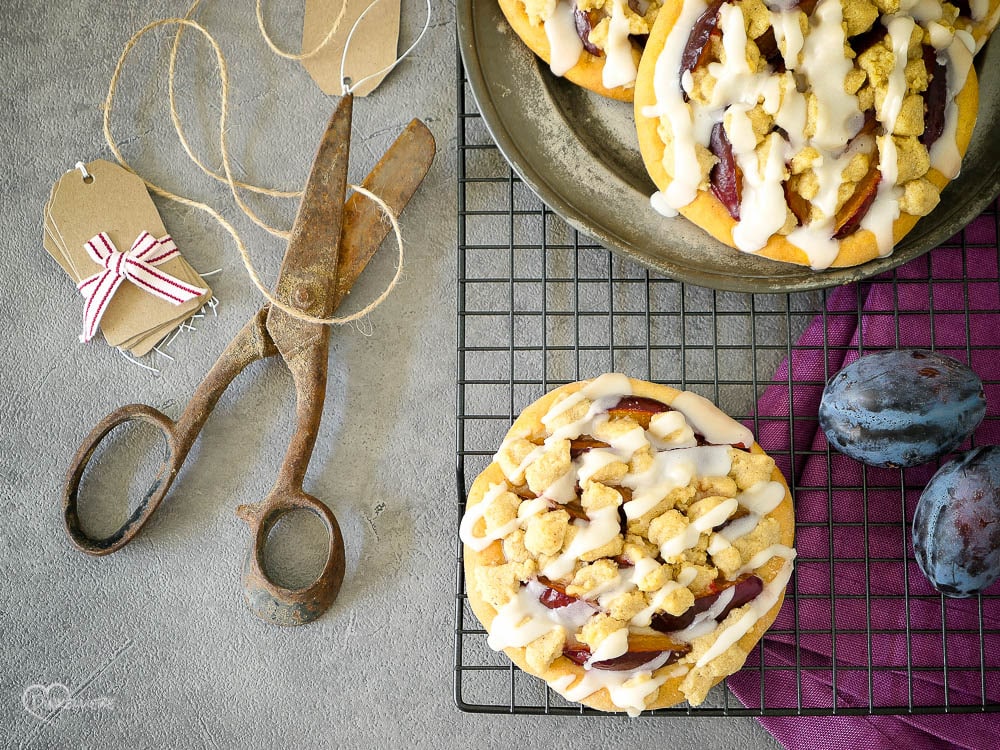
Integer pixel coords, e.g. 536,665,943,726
272,95,353,321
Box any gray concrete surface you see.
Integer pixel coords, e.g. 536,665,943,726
0,1,781,747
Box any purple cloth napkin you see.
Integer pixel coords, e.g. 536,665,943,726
726,208,1000,750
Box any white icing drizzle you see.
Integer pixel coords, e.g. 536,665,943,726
737,480,786,515
671,391,754,447
650,191,680,217
930,30,975,180
604,0,638,89
969,0,988,21
673,585,736,641
460,483,519,551
586,626,630,665
487,585,564,650
734,543,797,577
658,497,739,559
545,0,584,76
526,579,597,629
901,0,945,23
676,566,699,587
648,410,697,448
695,556,795,668
622,445,733,520
648,0,711,211
550,650,674,717
543,506,622,579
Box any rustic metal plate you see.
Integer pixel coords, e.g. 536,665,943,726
457,0,1000,292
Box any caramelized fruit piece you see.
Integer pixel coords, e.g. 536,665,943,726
574,8,602,56
563,634,690,671
784,182,811,227
833,164,881,239
607,396,670,428
680,0,725,96
537,577,585,609
796,0,818,14
560,500,590,522
570,437,612,458
709,122,742,220
650,575,764,633
920,45,947,150
849,24,887,56
754,27,782,69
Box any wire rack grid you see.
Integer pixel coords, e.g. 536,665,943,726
453,56,1000,716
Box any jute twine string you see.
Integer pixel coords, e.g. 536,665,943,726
103,5,406,326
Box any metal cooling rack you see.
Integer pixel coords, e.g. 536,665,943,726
453,55,1000,716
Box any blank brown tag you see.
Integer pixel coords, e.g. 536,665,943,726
45,160,210,354
301,0,401,97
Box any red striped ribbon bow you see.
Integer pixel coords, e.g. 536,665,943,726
76,231,207,343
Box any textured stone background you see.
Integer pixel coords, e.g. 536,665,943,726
0,1,780,747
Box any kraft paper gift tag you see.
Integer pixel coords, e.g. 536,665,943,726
44,160,211,356
301,0,401,97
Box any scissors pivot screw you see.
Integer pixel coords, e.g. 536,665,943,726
293,286,314,310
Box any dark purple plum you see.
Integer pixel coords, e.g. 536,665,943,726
650,575,763,633
913,446,1000,597
818,350,985,468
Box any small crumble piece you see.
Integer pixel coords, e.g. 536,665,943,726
503,529,532,563
588,18,611,49
906,24,924,59
795,170,819,202
623,533,660,564
628,486,696,537
695,475,739,500
842,0,879,37
733,516,781,565
636,561,674,592
687,66,718,106
545,398,591,433
892,135,931,183
688,496,735,525
842,151,871,184
567,559,619,598
738,0,771,40
582,482,624,514
630,446,655,475
521,0,557,26
728,448,776,490
857,84,876,113
586,459,630,487
894,94,925,136
804,93,819,139
496,438,538,485
679,607,751,703
484,491,520,534
747,105,774,145
899,177,941,216
904,58,929,93
872,0,900,12
525,439,572,496
594,416,645,444
579,613,627,651
525,628,566,672
844,67,867,96
681,563,719,595
680,545,709,567
695,143,719,191
648,411,695,445
857,42,894,90
710,539,744,579
579,531,625,562
660,585,696,616
475,560,535,609
524,510,571,557
648,509,689,549
606,590,649,621
791,147,821,175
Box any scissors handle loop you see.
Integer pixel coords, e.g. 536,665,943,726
63,404,183,555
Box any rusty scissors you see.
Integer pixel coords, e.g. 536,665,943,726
62,95,434,626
